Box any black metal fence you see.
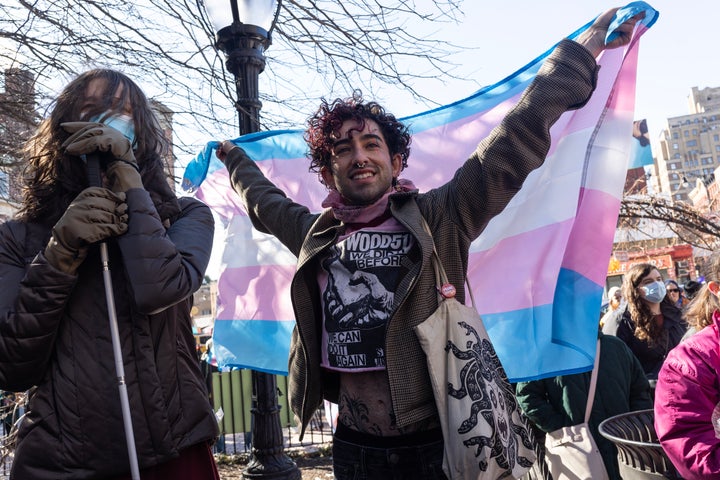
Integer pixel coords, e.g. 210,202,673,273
210,369,334,455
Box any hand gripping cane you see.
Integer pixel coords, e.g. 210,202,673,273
84,154,141,480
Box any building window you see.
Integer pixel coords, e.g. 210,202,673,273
714,134,719,141
671,173,679,180
684,130,690,137
673,132,680,139
702,157,714,165
670,163,677,170
692,129,698,136
687,140,698,147
674,143,679,150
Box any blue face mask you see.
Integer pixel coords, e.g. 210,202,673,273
89,113,136,146
641,281,666,304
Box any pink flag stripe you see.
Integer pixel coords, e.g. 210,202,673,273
469,186,619,314
217,265,296,321
217,184,619,321
560,188,623,284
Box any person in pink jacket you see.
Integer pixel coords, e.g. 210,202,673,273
655,251,720,479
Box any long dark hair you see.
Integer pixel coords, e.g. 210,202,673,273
684,252,720,331
17,69,176,224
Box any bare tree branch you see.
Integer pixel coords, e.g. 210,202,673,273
0,0,475,201
619,194,720,251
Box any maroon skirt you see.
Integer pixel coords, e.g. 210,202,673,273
111,442,220,480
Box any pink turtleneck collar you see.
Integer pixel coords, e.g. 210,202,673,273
321,179,417,224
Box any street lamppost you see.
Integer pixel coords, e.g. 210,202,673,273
210,0,279,134
207,2,300,479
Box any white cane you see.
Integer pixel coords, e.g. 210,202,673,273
84,154,141,480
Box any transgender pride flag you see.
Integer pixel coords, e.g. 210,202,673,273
183,2,658,382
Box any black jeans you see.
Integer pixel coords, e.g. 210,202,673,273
332,423,448,480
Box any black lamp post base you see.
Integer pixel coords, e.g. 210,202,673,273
242,457,301,480
240,371,301,480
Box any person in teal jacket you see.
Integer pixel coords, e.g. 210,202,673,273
516,333,652,480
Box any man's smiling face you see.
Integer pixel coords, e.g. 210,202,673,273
321,118,402,206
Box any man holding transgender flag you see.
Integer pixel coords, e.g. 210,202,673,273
213,7,644,480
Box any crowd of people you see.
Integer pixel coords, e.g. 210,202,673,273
0,4,718,480
518,261,720,480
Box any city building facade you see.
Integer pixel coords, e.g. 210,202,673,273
606,87,720,292
656,86,720,204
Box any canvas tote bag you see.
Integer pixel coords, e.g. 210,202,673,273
414,224,536,479
543,340,609,480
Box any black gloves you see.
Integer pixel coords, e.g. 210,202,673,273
44,187,129,274
61,122,143,192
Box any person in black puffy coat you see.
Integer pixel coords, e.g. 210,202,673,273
0,69,219,479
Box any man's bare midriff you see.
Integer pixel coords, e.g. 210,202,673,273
336,370,440,436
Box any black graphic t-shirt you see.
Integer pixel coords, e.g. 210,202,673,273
318,217,414,372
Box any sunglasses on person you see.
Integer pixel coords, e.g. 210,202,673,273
667,288,680,293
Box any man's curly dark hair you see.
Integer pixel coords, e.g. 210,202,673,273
305,91,411,187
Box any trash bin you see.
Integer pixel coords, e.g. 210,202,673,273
598,409,683,479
